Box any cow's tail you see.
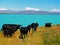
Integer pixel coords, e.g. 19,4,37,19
1,27,3,31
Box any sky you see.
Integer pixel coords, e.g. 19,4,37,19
0,0,60,11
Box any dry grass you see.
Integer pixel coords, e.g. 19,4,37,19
0,25,60,45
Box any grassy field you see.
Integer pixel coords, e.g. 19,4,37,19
0,25,60,45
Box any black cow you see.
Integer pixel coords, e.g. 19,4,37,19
45,23,51,27
1,24,21,37
19,25,31,39
31,23,39,33
19,27,28,39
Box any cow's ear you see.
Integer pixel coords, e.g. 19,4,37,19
20,26,22,28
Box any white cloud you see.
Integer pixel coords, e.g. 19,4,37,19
10,8,20,11
0,8,20,11
8,8,18,10
50,9,60,12
0,8,7,10
0,8,60,12
24,7,40,11
16,9,20,11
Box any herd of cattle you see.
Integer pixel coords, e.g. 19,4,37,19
1,23,51,39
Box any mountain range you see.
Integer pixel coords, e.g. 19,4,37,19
0,10,60,14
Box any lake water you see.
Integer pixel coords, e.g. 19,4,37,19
0,14,60,29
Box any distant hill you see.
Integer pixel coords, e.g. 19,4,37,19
0,10,60,14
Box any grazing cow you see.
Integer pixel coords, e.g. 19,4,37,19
45,23,51,27
26,25,31,32
31,23,39,33
1,24,21,37
19,27,28,39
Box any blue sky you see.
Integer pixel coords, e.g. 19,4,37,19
0,0,60,11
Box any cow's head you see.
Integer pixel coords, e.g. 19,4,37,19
16,25,22,29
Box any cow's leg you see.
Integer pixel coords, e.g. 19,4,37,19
29,30,30,32
4,32,8,37
9,34,12,37
32,28,35,35
26,33,27,37
21,34,24,39
32,28,35,32
35,28,37,31
4,34,8,37
21,33,23,38
19,33,21,38
3,32,6,37
5,34,8,37
3,32,5,37
24,34,25,38
19,33,23,39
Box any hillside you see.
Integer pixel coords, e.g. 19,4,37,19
0,25,60,45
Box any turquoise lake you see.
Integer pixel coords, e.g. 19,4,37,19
0,14,60,29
